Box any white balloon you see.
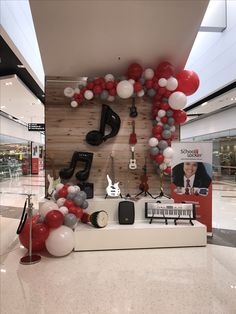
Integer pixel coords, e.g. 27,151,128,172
84,90,94,100
58,206,69,216
159,162,167,171
170,125,176,132
56,198,66,207
73,186,80,193
158,109,166,118
107,95,115,102
105,74,115,82
164,158,172,165
137,90,145,97
168,91,187,110
39,201,59,218
56,183,64,191
166,77,178,91
148,137,159,147
74,87,80,94
163,147,174,158
45,225,74,257
71,100,78,108
157,122,163,126
144,68,154,80
158,78,167,87
155,116,161,122
67,186,77,194
128,79,135,85
64,87,74,98
116,80,134,99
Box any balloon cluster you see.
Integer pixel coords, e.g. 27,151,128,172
63,61,200,172
19,183,88,257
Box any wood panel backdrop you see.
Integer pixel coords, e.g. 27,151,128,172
45,77,179,197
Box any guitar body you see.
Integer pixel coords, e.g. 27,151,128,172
129,158,137,170
47,174,61,196
106,175,121,197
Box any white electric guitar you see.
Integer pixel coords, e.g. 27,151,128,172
46,155,61,198
106,155,121,198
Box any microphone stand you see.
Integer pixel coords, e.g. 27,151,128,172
155,171,171,199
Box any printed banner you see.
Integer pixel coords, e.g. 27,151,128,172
171,142,213,233
31,142,39,174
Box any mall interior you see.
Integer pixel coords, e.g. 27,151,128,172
0,1,236,313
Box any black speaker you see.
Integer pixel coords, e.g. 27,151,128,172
77,182,94,199
118,201,135,224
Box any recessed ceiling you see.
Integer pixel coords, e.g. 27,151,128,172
30,0,209,78
0,75,44,124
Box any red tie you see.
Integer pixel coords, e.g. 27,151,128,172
185,179,190,194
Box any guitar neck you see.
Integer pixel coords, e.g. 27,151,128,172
111,155,116,182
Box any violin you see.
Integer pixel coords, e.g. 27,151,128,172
139,159,149,192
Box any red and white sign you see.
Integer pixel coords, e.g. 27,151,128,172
171,142,213,233
31,142,39,174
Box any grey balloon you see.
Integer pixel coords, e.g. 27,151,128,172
147,88,156,97
67,192,76,200
64,213,77,229
77,191,87,201
168,117,175,126
81,200,89,209
166,109,173,117
161,130,171,139
158,140,168,150
139,77,145,84
163,124,170,130
161,97,168,102
74,195,84,206
152,120,158,126
150,146,159,156
100,90,109,100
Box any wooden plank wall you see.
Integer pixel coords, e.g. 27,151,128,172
45,77,179,197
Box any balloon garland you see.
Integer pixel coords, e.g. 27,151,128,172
64,61,200,174
19,183,88,257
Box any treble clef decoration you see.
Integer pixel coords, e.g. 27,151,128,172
129,97,138,118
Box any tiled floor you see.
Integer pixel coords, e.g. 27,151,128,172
0,175,236,314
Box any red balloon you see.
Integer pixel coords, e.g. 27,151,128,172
64,199,74,210
164,166,171,175
93,85,102,94
58,187,68,198
33,223,50,242
161,116,168,124
152,125,163,135
155,61,174,79
105,81,114,90
157,87,166,96
155,153,164,164
94,78,101,85
86,82,94,90
133,82,143,92
160,102,170,111
145,80,153,89
19,219,48,251
173,110,187,124
127,63,143,80
75,207,83,219
176,70,200,96
109,88,116,96
45,210,64,229
81,212,90,224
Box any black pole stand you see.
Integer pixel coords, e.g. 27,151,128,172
155,171,171,199
135,190,155,199
20,194,41,265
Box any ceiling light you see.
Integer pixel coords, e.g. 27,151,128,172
5,81,12,86
201,102,208,107
231,98,234,101
1,105,6,109
1,269,6,273
20,116,24,119
17,64,25,68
